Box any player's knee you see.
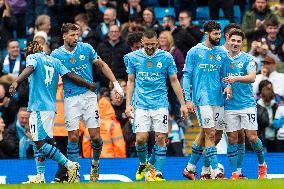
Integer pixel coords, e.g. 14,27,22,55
136,137,147,145
215,130,223,145
227,132,238,144
247,134,258,144
35,141,45,150
155,134,167,146
238,131,245,144
204,129,216,141
90,133,100,142
68,134,79,143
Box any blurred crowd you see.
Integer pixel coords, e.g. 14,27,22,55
0,0,284,162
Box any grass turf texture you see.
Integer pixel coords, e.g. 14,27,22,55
1,179,284,189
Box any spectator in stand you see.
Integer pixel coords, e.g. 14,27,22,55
97,25,131,87
242,0,277,49
33,31,50,54
257,86,278,152
84,0,115,29
142,8,162,34
118,0,143,24
1,39,26,78
0,83,18,126
96,7,121,41
162,15,176,32
272,103,284,151
126,31,143,51
0,116,18,159
260,18,282,56
120,15,144,40
7,0,27,38
0,0,16,61
277,41,284,73
249,38,279,72
253,56,284,99
208,0,235,23
172,11,202,57
272,0,284,25
159,31,184,80
74,13,100,50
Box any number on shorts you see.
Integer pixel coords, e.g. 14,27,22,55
44,65,54,86
247,114,256,123
215,113,220,121
95,110,99,119
30,124,36,133
163,115,168,124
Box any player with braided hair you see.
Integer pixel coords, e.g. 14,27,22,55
9,41,96,183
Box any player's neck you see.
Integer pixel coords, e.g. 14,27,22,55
204,40,214,49
224,43,229,50
64,43,75,52
230,50,241,58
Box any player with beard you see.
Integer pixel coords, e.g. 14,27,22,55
124,30,188,181
182,21,232,180
51,23,124,182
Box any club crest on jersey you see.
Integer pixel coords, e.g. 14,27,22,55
209,54,213,60
216,55,221,61
79,55,85,61
230,62,234,69
70,57,76,64
147,61,152,68
157,61,162,68
238,62,243,68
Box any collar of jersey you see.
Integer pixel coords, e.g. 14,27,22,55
61,45,78,55
142,48,159,58
228,51,243,60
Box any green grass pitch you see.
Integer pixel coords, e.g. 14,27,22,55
2,179,284,189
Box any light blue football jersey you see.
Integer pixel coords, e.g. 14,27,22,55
124,48,177,109
224,51,256,110
27,52,70,112
183,43,230,106
50,42,97,98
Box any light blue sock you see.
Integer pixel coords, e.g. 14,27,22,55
154,145,167,173
227,144,238,173
40,143,68,165
67,141,79,162
136,144,148,164
33,146,45,174
251,138,265,164
205,146,218,170
189,143,204,165
91,138,103,161
237,143,245,169
148,144,157,165
203,156,210,167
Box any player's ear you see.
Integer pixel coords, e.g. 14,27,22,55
63,34,66,40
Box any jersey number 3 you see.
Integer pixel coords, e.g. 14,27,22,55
44,65,54,86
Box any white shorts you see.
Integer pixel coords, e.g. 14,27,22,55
196,106,225,130
64,90,100,131
134,108,168,133
29,111,55,141
225,107,258,132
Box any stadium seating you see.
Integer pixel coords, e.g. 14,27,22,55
18,38,27,52
154,7,175,24
196,5,241,24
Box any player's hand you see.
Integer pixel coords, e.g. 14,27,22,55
223,86,232,100
113,81,124,98
180,104,189,121
9,81,18,96
186,101,196,113
223,76,236,84
87,83,96,92
125,105,134,119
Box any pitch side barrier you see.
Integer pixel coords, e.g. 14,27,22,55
0,153,283,184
